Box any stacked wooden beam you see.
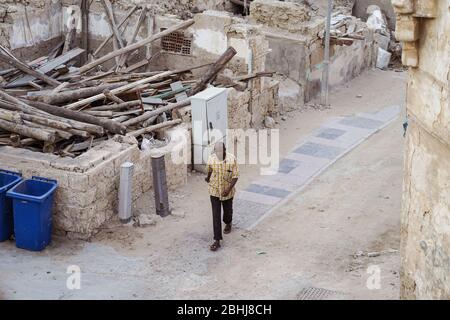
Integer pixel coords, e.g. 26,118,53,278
0,2,272,158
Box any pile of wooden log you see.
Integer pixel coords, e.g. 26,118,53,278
0,1,272,157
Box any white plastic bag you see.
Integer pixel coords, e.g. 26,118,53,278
376,47,392,70
141,138,152,151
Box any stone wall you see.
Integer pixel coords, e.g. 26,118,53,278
63,0,226,19
394,0,450,299
0,126,190,239
0,0,63,63
250,0,313,32
0,0,226,56
251,0,376,109
307,29,376,101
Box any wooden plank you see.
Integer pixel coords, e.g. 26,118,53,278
0,55,47,77
27,82,126,104
120,58,150,73
80,0,90,64
190,46,237,95
101,0,124,66
63,8,77,54
25,100,127,135
126,119,182,137
122,99,189,127
0,89,50,116
92,5,138,58
101,0,125,49
0,53,61,88
103,89,125,104
145,11,155,71
6,48,85,88
70,137,108,152
65,70,174,110
117,6,148,69
141,97,164,105
0,118,56,142
89,100,142,111
79,19,195,74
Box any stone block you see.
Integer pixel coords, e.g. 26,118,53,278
68,173,89,192
413,0,437,18
391,0,415,14
395,15,419,42
250,0,313,32
402,41,419,67
54,187,96,209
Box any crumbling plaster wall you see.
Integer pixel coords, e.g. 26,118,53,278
0,125,190,239
307,30,375,100
0,0,226,58
0,0,62,49
0,0,63,63
250,0,376,110
394,0,450,299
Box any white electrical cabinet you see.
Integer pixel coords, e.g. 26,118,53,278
191,87,228,172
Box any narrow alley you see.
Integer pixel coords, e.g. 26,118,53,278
0,69,406,300
0,0,448,305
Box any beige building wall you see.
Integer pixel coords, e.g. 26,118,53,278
393,0,450,299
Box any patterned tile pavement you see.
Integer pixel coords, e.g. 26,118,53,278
233,106,400,230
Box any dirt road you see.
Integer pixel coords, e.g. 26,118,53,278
0,69,406,299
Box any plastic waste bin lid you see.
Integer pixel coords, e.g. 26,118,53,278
0,170,22,193
7,176,58,203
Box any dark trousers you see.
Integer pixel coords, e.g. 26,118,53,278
210,196,233,241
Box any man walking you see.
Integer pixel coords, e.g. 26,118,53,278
205,141,239,251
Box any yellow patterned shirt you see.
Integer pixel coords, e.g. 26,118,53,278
207,152,239,201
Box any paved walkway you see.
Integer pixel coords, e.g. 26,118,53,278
234,105,400,230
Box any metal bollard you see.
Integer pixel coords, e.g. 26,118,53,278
151,154,170,217
118,162,134,223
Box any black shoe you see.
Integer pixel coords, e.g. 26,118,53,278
210,240,221,251
224,224,232,234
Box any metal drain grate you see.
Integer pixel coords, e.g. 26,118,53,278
296,287,338,300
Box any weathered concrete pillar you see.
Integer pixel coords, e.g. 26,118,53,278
151,154,170,217
118,162,134,223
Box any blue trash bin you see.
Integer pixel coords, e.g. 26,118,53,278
7,176,58,251
0,170,22,242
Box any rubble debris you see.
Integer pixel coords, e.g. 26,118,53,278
366,5,390,36
376,47,392,70
0,5,274,158
320,12,367,46
264,116,275,128
353,250,364,258
171,209,186,218
365,5,403,70
133,214,160,227
353,248,399,258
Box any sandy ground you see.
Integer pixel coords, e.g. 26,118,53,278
0,69,406,300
